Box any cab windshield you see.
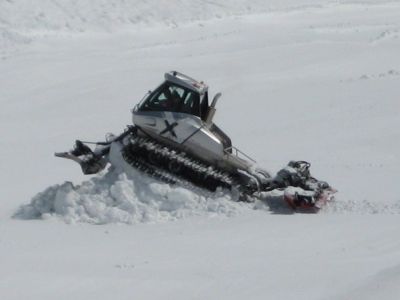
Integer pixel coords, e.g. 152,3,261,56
139,82,201,117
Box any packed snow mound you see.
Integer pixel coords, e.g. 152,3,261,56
15,169,256,224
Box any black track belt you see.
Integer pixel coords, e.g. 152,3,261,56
120,133,236,193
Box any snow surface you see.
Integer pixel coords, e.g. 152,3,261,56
1,1,400,299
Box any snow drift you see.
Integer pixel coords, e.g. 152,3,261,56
15,168,257,224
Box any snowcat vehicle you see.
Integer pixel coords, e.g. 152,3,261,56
55,71,336,211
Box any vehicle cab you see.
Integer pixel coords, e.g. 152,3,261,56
136,71,210,121
131,71,238,169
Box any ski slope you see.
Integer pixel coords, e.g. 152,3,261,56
1,1,400,299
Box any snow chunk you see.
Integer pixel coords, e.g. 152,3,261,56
15,169,254,224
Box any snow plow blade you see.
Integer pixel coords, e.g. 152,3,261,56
55,140,107,175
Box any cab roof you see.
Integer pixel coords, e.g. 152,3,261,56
164,71,208,95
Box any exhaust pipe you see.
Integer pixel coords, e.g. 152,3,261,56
205,92,221,126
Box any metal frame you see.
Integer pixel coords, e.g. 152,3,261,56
224,146,256,163
165,71,208,94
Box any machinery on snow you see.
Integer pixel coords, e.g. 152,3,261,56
55,71,336,212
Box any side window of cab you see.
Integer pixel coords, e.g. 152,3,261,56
140,83,201,117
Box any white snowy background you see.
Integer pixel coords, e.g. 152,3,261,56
1,1,400,299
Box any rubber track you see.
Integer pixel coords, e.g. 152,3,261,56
120,134,237,193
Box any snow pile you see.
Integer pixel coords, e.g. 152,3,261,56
15,169,254,224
